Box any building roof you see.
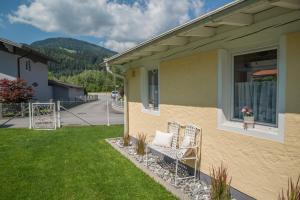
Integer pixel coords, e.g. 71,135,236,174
253,69,277,76
48,80,84,89
104,0,300,66
0,37,56,63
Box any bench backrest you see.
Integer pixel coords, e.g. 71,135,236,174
184,124,201,146
167,121,180,149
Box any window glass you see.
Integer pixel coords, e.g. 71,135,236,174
233,49,277,125
148,69,159,110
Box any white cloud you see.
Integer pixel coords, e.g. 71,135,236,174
9,0,204,52
101,40,136,52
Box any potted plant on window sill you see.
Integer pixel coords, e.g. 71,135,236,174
241,106,254,130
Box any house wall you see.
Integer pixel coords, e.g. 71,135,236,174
68,87,84,100
126,32,300,200
20,58,52,101
0,50,18,80
51,85,69,101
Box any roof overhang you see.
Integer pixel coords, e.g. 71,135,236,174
0,38,56,64
103,0,300,66
48,80,84,89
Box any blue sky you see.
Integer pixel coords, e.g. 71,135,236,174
0,0,232,52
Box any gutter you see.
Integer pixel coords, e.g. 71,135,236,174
105,60,125,80
105,60,129,135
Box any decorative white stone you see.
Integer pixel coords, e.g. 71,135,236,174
110,138,212,200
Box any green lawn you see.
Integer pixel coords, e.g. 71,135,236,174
0,126,176,200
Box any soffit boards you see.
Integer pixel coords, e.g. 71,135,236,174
106,0,300,65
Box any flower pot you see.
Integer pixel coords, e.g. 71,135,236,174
244,116,254,123
243,116,254,129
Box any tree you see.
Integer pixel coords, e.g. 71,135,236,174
0,79,34,103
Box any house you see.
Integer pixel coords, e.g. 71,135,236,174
0,38,84,101
48,80,84,101
104,0,300,199
0,38,53,101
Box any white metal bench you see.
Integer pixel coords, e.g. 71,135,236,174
146,122,201,186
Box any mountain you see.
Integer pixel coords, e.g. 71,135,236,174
31,37,117,77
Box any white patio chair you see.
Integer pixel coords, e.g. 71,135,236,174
146,123,201,186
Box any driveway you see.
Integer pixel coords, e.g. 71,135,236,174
60,97,124,126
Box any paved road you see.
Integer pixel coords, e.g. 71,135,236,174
0,95,124,128
60,98,124,126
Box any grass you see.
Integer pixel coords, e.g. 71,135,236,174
0,126,176,200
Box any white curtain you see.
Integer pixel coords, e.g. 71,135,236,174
234,81,277,124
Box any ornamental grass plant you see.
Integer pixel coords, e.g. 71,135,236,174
210,164,232,200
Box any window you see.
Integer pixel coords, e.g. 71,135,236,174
217,40,286,143
233,49,277,125
147,69,159,110
25,60,31,71
140,67,160,114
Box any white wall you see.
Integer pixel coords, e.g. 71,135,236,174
0,51,18,80
19,58,52,101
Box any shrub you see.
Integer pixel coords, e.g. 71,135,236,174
278,175,300,200
123,133,130,146
136,133,146,155
0,79,34,103
210,164,232,200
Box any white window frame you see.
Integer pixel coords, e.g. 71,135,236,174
217,36,286,143
230,47,279,127
140,65,160,116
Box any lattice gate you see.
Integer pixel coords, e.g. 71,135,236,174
30,103,57,130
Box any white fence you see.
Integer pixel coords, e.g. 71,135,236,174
0,95,124,128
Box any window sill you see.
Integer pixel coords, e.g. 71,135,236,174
217,120,284,143
141,107,160,116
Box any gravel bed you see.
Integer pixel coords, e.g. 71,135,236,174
108,138,211,200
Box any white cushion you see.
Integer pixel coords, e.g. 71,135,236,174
152,130,173,148
180,136,191,148
177,136,192,158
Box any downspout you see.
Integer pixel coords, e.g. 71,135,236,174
105,62,129,136
17,51,32,78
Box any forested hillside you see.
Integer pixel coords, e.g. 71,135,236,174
31,38,122,92
31,37,116,77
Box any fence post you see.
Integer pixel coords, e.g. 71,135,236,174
28,102,32,129
106,92,110,126
0,103,2,119
57,101,61,128
21,102,25,117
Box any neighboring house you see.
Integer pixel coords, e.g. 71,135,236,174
0,38,83,101
0,38,53,101
48,80,84,101
104,0,300,199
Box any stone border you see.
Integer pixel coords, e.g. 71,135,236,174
106,138,191,200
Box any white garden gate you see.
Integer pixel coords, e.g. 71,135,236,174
30,103,57,130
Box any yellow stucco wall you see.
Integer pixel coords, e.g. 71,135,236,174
126,32,300,200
